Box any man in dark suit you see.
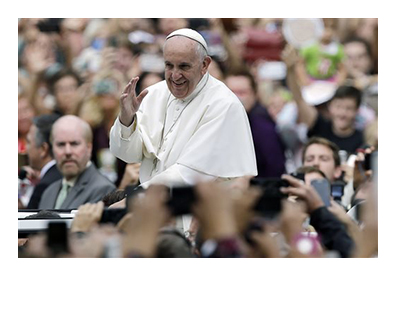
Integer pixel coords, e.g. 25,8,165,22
25,114,62,209
39,115,115,210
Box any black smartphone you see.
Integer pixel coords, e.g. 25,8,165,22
250,178,289,218
167,186,196,216
364,152,372,170
311,179,331,207
250,178,289,196
290,171,305,182
331,181,345,201
124,184,195,216
100,208,127,225
47,221,69,256
364,151,378,171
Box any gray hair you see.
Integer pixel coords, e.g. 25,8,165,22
195,42,208,62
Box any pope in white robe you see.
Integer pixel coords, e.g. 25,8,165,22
110,28,257,189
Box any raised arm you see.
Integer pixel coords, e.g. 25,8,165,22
119,76,149,127
109,76,148,163
282,45,318,129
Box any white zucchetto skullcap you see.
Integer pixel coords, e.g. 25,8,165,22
166,28,208,53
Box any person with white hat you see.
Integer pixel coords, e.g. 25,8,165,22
109,28,257,193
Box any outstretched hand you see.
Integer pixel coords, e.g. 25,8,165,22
119,76,149,127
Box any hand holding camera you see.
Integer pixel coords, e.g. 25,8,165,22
354,147,377,189
280,174,325,213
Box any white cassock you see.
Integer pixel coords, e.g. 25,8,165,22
110,73,257,230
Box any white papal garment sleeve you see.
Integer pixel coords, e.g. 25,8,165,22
109,116,144,163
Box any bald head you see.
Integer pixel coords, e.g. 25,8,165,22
51,115,93,180
51,115,92,144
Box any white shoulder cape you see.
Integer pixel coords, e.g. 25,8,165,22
110,74,257,183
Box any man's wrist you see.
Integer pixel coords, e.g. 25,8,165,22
119,113,135,127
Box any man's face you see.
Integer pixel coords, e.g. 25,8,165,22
163,37,210,99
225,76,256,112
303,144,341,182
26,124,42,171
328,97,358,132
52,124,92,180
344,42,372,76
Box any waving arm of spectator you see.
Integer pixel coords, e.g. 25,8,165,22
209,18,249,74
282,44,318,129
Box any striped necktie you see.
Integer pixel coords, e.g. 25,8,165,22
55,182,71,209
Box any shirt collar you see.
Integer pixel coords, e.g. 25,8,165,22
62,176,77,188
40,159,56,179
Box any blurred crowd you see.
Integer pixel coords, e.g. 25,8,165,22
18,18,378,258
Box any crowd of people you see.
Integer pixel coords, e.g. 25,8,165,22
18,18,378,258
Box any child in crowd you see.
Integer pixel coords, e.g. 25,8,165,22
297,18,347,86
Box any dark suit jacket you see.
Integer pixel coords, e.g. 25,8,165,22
310,206,355,258
27,163,62,209
38,164,116,210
